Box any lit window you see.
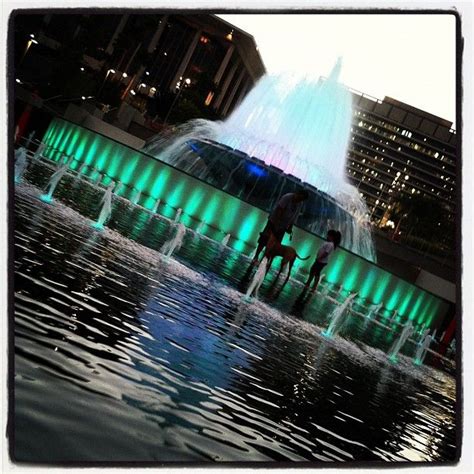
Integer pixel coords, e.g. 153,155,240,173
204,91,214,106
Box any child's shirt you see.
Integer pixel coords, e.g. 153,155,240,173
317,241,335,264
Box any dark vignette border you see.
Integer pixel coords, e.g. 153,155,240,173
6,6,464,468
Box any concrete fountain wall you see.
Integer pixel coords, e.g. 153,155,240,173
40,117,451,329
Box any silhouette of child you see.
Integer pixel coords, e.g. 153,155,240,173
304,229,341,293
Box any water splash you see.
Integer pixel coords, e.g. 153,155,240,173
144,59,376,260
33,142,45,160
245,257,268,300
387,323,413,363
414,332,434,366
93,182,115,230
161,223,186,258
93,172,103,186
131,189,142,205
40,164,69,203
195,221,206,235
152,198,161,213
75,163,87,180
14,147,28,183
322,293,357,339
367,302,383,320
390,310,399,324
221,233,230,246
174,208,182,223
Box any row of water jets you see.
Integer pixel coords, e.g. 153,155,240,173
15,142,446,368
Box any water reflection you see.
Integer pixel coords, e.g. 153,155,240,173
13,183,457,463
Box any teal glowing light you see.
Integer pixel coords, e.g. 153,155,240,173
92,222,104,231
343,260,362,292
39,118,451,330
39,194,53,204
237,209,260,245
326,252,347,284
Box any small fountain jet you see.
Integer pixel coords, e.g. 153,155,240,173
93,182,115,230
413,331,435,366
131,188,142,205
40,163,69,203
221,233,230,246
173,208,182,224
161,223,186,258
14,147,28,183
244,257,268,300
322,292,358,339
387,322,413,363
152,198,161,213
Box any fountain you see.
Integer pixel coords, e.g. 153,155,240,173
131,189,142,205
367,302,383,320
40,164,69,203
173,208,182,223
195,221,206,235
160,223,186,258
144,59,376,261
390,310,399,324
92,182,115,230
387,322,413,363
25,131,35,149
334,286,345,299
322,292,357,339
75,163,87,180
221,233,230,246
152,198,161,213
33,142,45,160
448,338,456,357
93,172,103,186
245,257,268,300
14,147,28,183
33,64,451,336
414,332,434,366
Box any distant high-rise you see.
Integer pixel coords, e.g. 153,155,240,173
346,92,456,224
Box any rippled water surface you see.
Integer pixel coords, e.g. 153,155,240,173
12,165,457,464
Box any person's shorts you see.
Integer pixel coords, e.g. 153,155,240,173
258,221,285,246
310,261,327,275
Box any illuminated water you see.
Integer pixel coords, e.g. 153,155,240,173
12,162,457,463
221,233,231,246
144,59,375,261
414,334,434,366
245,257,268,300
92,182,115,230
161,223,186,258
322,293,357,339
40,163,69,203
388,323,414,363
14,147,28,183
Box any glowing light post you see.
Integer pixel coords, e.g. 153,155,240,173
22,34,38,63
97,69,116,97
163,77,191,125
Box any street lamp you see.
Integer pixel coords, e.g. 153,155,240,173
22,36,39,62
97,69,116,97
163,78,191,125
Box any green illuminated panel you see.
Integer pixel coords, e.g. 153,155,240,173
40,118,451,329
